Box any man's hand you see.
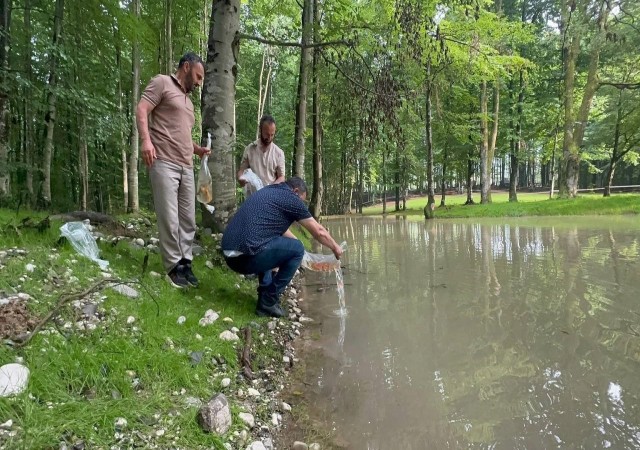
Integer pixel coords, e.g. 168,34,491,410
332,244,343,260
194,144,211,159
141,139,157,167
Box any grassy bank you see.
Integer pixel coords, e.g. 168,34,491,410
363,192,640,218
0,209,305,449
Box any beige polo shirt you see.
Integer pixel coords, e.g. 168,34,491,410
141,74,195,168
239,141,286,186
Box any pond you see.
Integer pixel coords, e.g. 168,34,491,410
298,216,640,449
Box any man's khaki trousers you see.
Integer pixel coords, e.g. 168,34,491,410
149,159,196,273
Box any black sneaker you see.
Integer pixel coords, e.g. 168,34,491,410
255,303,285,318
166,265,189,288
183,264,199,287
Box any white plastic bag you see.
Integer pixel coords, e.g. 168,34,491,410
240,169,264,197
301,241,347,272
60,222,109,270
196,133,215,213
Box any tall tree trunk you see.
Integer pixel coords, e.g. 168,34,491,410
79,114,88,210
291,0,312,177
440,142,448,207
41,0,64,208
0,0,11,197
201,0,240,231
309,0,322,218
164,0,172,74
128,0,140,212
382,144,387,214
256,47,272,138
487,79,499,201
510,72,524,202
465,148,474,205
559,0,608,198
116,27,128,211
394,144,400,211
604,90,623,197
23,0,33,203
479,80,490,204
424,63,435,219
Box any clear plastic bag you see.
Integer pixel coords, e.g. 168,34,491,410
196,134,215,213
60,222,109,270
240,169,264,197
301,241,347,272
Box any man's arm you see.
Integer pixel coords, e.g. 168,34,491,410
237,147,250,185
274,149,286,184
136,99,157,167
193,142,210,159
298,218,342,259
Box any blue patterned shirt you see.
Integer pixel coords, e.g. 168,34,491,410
222,183,312,255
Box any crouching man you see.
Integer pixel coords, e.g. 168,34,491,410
221,177,343,317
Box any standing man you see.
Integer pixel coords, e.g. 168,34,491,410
222,177,343,318
136,52,210,288
237,115,286,191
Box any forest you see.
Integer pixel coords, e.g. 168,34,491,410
0,0,638,225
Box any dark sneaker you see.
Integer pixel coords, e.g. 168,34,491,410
255,303,285,318
183,264,199,287
166,265,189,288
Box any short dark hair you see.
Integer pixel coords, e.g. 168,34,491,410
259,115,276,129
285,177,307,195
178,52,204,69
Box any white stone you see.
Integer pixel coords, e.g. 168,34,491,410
110,284,139,298
220,331,239,341
205,309,219,320
0,364,30,397
205,261,215,269
197,393,232,434
231,327,239,333
0,419,12,429
177,316,186,325
223,317,233,323
134,238,145,247
155,428,165,437
195,334,203,341
221,378,231,388
149,271,161,278
309,443,321,450
283,356,290,364
281,402,292,412
126,316,135,324
114,417,127,431
246,441,267,450
25,263,36,272
292,442,308,450
238,412,255,428
298,317,314,323
271,412,280,426
247,388,260,397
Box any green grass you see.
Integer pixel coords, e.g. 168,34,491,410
0,210,292,449
363,192,640,218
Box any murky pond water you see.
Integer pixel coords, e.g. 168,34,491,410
299,216,640,450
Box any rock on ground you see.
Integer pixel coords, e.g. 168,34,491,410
197,393,232,435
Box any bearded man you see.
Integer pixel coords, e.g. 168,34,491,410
136,52,210,288
237,115,286,193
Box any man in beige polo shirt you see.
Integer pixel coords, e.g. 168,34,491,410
136,52,210,288
237,115,285,194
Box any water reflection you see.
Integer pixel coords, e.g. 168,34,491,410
302,216,640,449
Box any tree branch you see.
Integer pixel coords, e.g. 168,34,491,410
237,33,351,49
598,82,640,90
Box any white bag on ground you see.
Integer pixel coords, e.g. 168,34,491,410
60,222,109,270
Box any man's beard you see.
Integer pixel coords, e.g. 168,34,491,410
260,135,271,146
